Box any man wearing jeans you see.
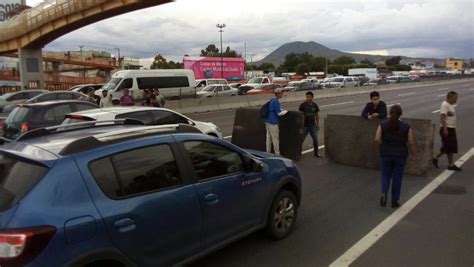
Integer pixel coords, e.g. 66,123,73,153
266,88,288,155
299,91,321,157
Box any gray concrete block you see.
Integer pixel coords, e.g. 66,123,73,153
324,114,435,176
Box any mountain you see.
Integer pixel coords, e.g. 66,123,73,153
254,41,389,65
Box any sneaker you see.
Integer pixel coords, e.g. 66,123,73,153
447,165,462,171
314,152,322,158
380,196,387,207
432,158,439,168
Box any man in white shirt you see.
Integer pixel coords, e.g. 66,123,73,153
99,90,114,108
433,91,461,171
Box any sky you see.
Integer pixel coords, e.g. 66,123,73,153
27,0,474,67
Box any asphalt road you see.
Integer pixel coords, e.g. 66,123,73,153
187,80,474,267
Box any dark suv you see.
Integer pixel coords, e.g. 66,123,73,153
0,122,302,267
2,100,98,139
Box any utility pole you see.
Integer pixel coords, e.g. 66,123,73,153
115,47,121,68
216,24,226,79
325,57,328,77
79,45,85,83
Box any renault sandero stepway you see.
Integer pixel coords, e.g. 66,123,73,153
0,121,302,267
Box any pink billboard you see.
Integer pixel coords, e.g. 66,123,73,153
183,56,245,81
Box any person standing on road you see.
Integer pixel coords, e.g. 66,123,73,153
433,91,461,171
120,89,135,106
86,88,98,105
266,88,288,155
99,90,113,108
375,105,417,208
299,91,321,157
141,89,151,106
362,91,387,120
154,89,166,107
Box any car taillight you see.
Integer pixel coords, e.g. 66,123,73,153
20,123,29,133
0,226,56,267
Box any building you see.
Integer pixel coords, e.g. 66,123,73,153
446,58,464,71
183,56,245,81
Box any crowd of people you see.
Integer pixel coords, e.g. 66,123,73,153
262,88,461,209
83,87,166,108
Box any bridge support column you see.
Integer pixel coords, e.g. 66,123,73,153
18,48,45,89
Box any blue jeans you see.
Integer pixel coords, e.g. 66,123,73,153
380,156,407,203
303,126,318,153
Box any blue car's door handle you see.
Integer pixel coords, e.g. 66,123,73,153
204,193,219,205
114,218,136,232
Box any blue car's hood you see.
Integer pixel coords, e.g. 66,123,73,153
244,149,281,159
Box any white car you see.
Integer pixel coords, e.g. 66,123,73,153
322,77,359,88
196,85,238,98
62,106,223,138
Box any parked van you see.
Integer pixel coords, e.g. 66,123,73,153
195,79,228,88
96,70,196,102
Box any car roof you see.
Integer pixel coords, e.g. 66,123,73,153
21,100,96,107
67,106,177,116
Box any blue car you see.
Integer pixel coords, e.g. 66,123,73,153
0,122,302,267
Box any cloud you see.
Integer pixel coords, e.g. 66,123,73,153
26,0,473,62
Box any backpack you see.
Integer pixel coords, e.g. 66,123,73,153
259,101,271,120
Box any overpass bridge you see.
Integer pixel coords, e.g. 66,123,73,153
0,0,172,88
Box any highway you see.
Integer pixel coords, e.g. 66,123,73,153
187,79,474,267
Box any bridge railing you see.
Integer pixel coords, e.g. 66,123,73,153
0,0,108,43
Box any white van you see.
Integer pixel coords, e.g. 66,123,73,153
195,79,228,89
96,69,196,102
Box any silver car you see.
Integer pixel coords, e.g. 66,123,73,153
196,85,238,98
0,90,48,113
2,91,87,113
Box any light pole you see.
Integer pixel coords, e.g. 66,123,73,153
216,24,226,79
79,45,85,83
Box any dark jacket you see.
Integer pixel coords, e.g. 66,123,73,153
379,120,410,158
362,101,387,119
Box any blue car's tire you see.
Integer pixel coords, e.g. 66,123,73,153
266,190,298,240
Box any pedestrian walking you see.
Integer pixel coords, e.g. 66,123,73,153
141,89,151,106
99,90,113,108
433,91,461,171
120,89,135,106
375,105,417,208
154,89,165,107
265,88,288,155
362,91,387,120
299,91,321,157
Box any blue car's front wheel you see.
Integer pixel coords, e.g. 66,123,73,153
266,190,298,240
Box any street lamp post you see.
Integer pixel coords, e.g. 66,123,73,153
114,47,121,68
216,24,226,79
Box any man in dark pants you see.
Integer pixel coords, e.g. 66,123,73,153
299,91,321,157
433,91,461,171
362,91,387,120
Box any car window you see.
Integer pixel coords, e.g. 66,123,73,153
36,94,56,102
223,86,231,91
217,80,227,85
58,93,74,100
217,86,223,92
149,110,188,125
75,103,97,112
6,93,25,101
43,104,73,122
117,78,133,91
89,145,182,198
0,153,49,212
25,91,43,98
116,111,152,124
183,141,245,181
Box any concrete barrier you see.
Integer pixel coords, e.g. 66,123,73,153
232,108,304,161
216,94,250,110
179,97,220,114
324,114,435,176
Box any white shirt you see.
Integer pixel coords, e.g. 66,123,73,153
100,95,114,108
440,101,456,128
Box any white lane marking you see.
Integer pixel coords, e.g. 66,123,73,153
437,94,446,97
432,104,457,113
437,88,449,91
320,101,355,108
470,88,474,91
398,92,416,97
224,135,232,139
387,103,401,107
329,148,474,267
302,145,325,154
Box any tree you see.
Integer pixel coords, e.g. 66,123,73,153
310,56,329,72
385,56,402,66
295,63,310,76
150,54,183,69
257,63,275,72
332,55,356,65
360,58,375,67
222,46,241,57
200,44,220,57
